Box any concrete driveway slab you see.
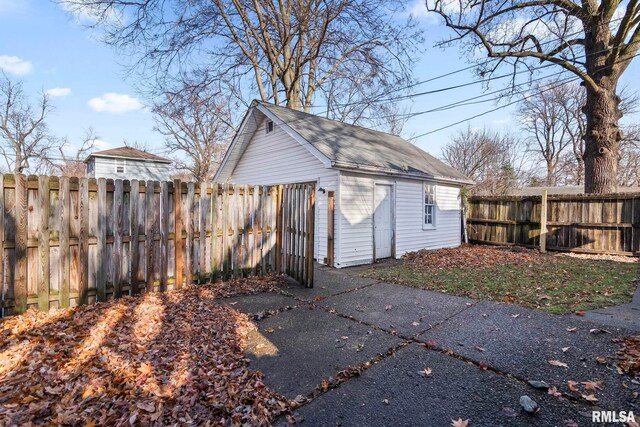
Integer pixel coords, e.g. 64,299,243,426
583,303,640,332
280,268,380,301
293,343,593,426
242,305,402,399
221,292,298,315
418,300,639,410
318,282,475,337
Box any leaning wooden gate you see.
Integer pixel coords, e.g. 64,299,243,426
277,183,315,288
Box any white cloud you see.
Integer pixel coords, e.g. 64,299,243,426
88,93,143,114
0,0,29,15
0,55,32,75
45,87,71,97
492,118,511,126
93,139,112,149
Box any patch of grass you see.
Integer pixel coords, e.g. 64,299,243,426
362,256,638,314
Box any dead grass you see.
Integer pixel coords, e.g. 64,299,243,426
361,245,638,314
0,276,290,426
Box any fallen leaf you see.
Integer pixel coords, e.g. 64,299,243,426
548,386,562,397
548,360,569,368
581,380,603,391
421,368,432,377
451,418,469,427
265,327,275,333
136,402,155,413
589,328,610,334
562,347,570,353
564,419,579,427
595,356,607,364
382,399,389,405
567,380,579,392
566,327,577,332
412,322,420,326
478,362,488,370
574,310,585,316
581,394,598,402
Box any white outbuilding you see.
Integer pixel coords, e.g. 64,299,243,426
215,101,473,268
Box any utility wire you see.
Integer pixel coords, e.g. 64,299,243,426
407,51,640,140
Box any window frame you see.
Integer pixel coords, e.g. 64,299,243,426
423,182,436,229
115,158,126,174
265,120,274,134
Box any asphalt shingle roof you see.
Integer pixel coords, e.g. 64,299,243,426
87,147,171,163
258,102,471,184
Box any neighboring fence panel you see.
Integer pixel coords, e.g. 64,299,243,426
467,193,640,256
0,174,305,316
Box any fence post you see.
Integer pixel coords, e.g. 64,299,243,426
275,185,283,273
540,190,548,253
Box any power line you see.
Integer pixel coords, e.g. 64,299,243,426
307,17,626,109
407,51,640,140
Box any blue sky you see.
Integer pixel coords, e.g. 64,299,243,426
1,0,639,160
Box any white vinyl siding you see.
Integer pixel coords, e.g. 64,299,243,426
88,157,172,181
396,179,461,256
338,171,462,267
228,116,339,263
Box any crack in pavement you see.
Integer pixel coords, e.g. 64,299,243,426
247,285,615,419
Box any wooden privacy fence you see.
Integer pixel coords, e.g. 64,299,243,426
467,192,640,256
0,174,315,316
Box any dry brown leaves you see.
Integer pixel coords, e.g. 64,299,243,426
618,336,640,377
0,275,289,426
401,244,544,270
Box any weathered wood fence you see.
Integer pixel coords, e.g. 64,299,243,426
467,192,640,256
0,174,315,316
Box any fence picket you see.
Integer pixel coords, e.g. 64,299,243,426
37,176,50,311
0,174,316,315
113,179,124,298
145,181,155,291
468,194,640,256
130,180,140,294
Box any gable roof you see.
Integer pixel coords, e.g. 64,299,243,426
216,101,473,185
85,146,172,164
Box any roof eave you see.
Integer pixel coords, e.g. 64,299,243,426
331,161,474,186
85,154,172,164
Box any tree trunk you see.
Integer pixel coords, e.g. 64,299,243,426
583,82,622,194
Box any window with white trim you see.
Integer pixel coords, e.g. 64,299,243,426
115,158,125,174
265,120,274,134
424,183,436,227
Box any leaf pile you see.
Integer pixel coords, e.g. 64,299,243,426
0,276,290,426
618,335,640,377
401,244,543,270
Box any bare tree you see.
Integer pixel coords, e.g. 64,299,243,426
518,79,574,186
61,0,421,125
442,126,526,195
427,0,640,193
153,87,234,181
618,125,640,187
55,129,99,177
0,74,53,173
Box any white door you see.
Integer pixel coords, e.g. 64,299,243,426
374,184,393,259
